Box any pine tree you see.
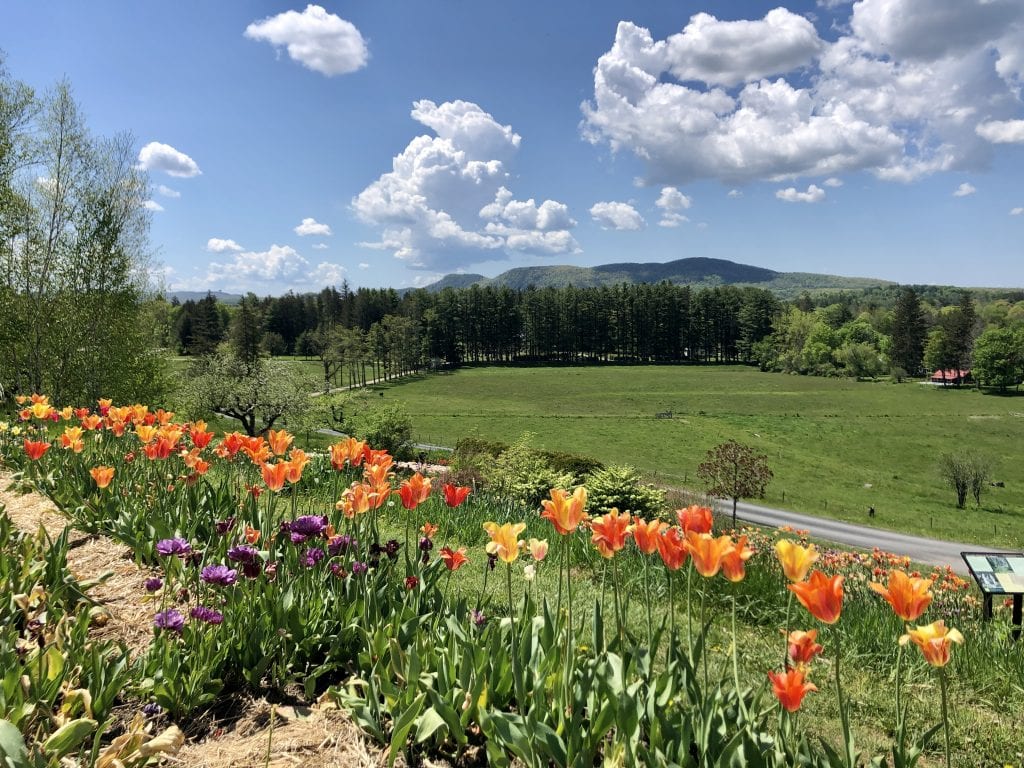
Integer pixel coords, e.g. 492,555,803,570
890,287,926,376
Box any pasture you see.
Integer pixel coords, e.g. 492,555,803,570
380,365,1024,547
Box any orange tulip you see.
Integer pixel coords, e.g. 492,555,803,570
443,483,471,508
900,620,964,667
90,466,115,489
61,426,85,453
363,461,393,488
685,531,735,578
219,432,246,458
154,408,174,425
23,440,50,461
337,481,386,518
261,461,288,492
440,546,469,571
80,414,103,431
143,437,174,461
285,448,309,484
397,472,432,510
483,521,526,564
242,437,270,464
30,401,55,420
775,539,819,583
135,424,158,444
267,429,293,456
330,437,366,469
787,629,824,667
157,426,183,448
421,521,439,539
630,517,668,555
190,426,214,450
789,571,844,625
676,505,713,534
869,570,934,622
721,534,754,582
244,525,261,544
656,526,688,571
768,668,817,712
540,486,588,535
590,508,631,559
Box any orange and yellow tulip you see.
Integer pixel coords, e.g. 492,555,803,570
421,521,439,539
591,508,631,559
483,521,526,564
330,437,366,469
267,429,294,456
261,461,288,492
528,538,549,561
630,517,668,555
676,505,713,534
900,620,964,667
789,570,844,625
775,539,819,583
869,570,934,622
397,472,432,510
685,531,735,578
540,486,588,535
285,449,310,484
90,466,115,489
721,534,754,582
61,426,85,453
768,668,817,712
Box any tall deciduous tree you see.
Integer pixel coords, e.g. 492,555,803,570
697,440,773,527
0,64,162,404
972,327,1023,392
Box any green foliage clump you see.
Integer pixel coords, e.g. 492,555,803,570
583,464,665,518
347,400,414,459
489,433,574,507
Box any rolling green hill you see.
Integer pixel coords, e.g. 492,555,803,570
425,257,892,298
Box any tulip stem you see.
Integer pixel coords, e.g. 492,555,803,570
731,593,744,719
507,564,524,708
783,591,793,667
564,542,574,712
612,555,623,650
667,568,676,654
939,667,951,768
833,631,854,768
895,642,903,729
700,585,708,692
643,555,653,657
686,562,693,658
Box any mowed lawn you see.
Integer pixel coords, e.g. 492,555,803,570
379,365,1024,547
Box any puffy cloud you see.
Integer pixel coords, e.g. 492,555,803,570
655,186,692,227
824,177,844,187
244,4,368,76
850,0,1022,62
583,4,1024,187
206,238,244,253
1009,207,1023,215
180,244,346,293
156,184,180,198
358,262,370,269
353,100,576,269
665,9,823,87
311,243,329,250
953,182,976,197
142,200,164,212
727,189,742,198
137,142,201,178
776,184,826,203
976,120,1024,144
589,201,645,230
294,217,333,236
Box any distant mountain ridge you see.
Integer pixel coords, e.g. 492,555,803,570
426,257,891,298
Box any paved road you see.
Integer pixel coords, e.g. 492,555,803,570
718,499,1003,575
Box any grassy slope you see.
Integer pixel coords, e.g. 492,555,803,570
378,365,1024,547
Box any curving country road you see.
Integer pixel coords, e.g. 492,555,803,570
717,499,1004,576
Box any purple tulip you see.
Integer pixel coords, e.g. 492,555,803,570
144,577,163,592
190,605,224,625
153,609,185,633
227,545,258,563
302,547,325,568
200,564,238,586
155,538,191,557
287,515,327,543
351,560,368,576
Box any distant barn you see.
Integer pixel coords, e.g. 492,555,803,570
930,368,972,385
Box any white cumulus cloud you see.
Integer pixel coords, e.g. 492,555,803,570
142,200,164,212
245,4,368,77
589,201,645,230
1010,207,1023,215
976,120,1024,144
137,142,201,178
311,243,329,250
953,182,976,197
776,184,826,203
824,177,844,187
656,186,692,227
583,2,1024,187
179,244,347,293
156,184,180,198
206,238,244,253
294,217,333,236
353,100,577,270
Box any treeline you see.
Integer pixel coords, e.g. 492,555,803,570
162,282,781,377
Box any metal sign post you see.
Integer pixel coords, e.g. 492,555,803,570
961,552,1024,640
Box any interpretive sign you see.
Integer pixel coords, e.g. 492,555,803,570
962,552,1024,640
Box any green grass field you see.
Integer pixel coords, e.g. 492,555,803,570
378,365,1024,547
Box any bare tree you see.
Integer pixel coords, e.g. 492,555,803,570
938,451,993,509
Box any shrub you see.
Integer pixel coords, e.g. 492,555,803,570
348,401,414,459
584,464,666,518
489,433,574,507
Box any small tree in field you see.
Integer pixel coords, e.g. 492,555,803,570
697,440,773,527
938,451,993,509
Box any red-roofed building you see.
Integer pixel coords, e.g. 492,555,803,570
930,369,972,385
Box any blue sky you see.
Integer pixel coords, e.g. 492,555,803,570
3,0,1023,294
